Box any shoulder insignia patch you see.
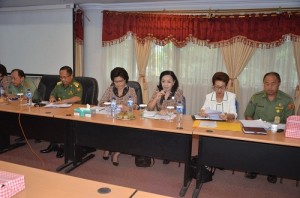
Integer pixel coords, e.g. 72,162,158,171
73,82,79,87
288,103,295,110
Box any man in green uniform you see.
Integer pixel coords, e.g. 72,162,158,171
40,66,83,158
244,72,295,183
49,66,82,104
7,69,38,100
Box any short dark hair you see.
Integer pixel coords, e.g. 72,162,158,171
60,66,73,75
157,70,179,93
11,69,25,78
263,72,281,83
212,72,229,86
0,64,7,76
110,67,129,83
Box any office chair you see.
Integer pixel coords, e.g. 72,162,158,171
127,81,143,105
35,75,60,102
74,77,99,105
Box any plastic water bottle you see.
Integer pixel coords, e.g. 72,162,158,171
127,95,133,115
0,86,4,98
111,97,117,118
26,89,32,107
176,100,183,129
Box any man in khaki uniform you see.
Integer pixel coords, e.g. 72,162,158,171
244,72,294,123
244,72,295,183
40,66,83,158
7,69,38,100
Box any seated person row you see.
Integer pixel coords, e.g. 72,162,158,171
198,72,237,120
99,67,138,166
0,64,11,93
40,66,83,158
147,70,184,164
244,72,295,183
7,69,38,101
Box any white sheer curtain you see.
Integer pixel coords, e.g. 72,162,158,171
101,35,137,97
239,40,297,117
102,38,297,116
146,42,226,115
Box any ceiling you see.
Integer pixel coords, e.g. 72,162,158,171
0,0,299,10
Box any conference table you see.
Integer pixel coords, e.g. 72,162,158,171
191,122,300,198
0,101,75,153
0,160,173,198
54,107,195,196
0,102,195,197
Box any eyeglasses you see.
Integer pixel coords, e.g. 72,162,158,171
60,75,71,80
213,85,226,90
113,79,125,84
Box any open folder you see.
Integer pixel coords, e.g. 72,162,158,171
192,120,242,132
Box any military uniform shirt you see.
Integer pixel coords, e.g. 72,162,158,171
7,77,37,96
244,90,295,123
50,79,83,104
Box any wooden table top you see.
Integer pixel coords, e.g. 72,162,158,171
54,105,194,135
193,121,300,148
0,161,136,198
0,101,77,118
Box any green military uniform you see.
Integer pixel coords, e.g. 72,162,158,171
7,77,38,99
244,90,295,123
50,79,83,104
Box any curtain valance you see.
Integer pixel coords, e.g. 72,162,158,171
102,10,300,48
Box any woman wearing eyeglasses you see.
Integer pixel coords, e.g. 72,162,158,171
0,64,11,94
199,72,237,120
99,67,138,166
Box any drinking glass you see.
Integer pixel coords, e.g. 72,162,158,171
17,93,24,105
103,102,111,117
166,106,175,122
139,104,147,119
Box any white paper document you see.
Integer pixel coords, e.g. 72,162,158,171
193,114,222,121
239,119,269,128
44,103,72,108
143,111,176,120
199,121,217,128
90,106,106,114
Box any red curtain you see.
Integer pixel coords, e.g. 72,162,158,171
102,10,300,48
74,9,84,44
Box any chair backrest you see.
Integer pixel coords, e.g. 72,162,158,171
127,81,143,105
36,75,60,101
36,75,99,105
183,96,186,115
74,77,99,105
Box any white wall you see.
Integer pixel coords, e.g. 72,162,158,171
0,4,74,75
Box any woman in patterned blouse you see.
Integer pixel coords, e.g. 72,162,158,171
99,67,138,166
147,70,184,115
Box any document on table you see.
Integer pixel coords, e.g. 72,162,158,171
44,103,72,108
192,108,223,121
90,106,106,114
192,114,223,121
239,119,269,128
199,121,217,128
143,111,176,120
240,119,268,135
